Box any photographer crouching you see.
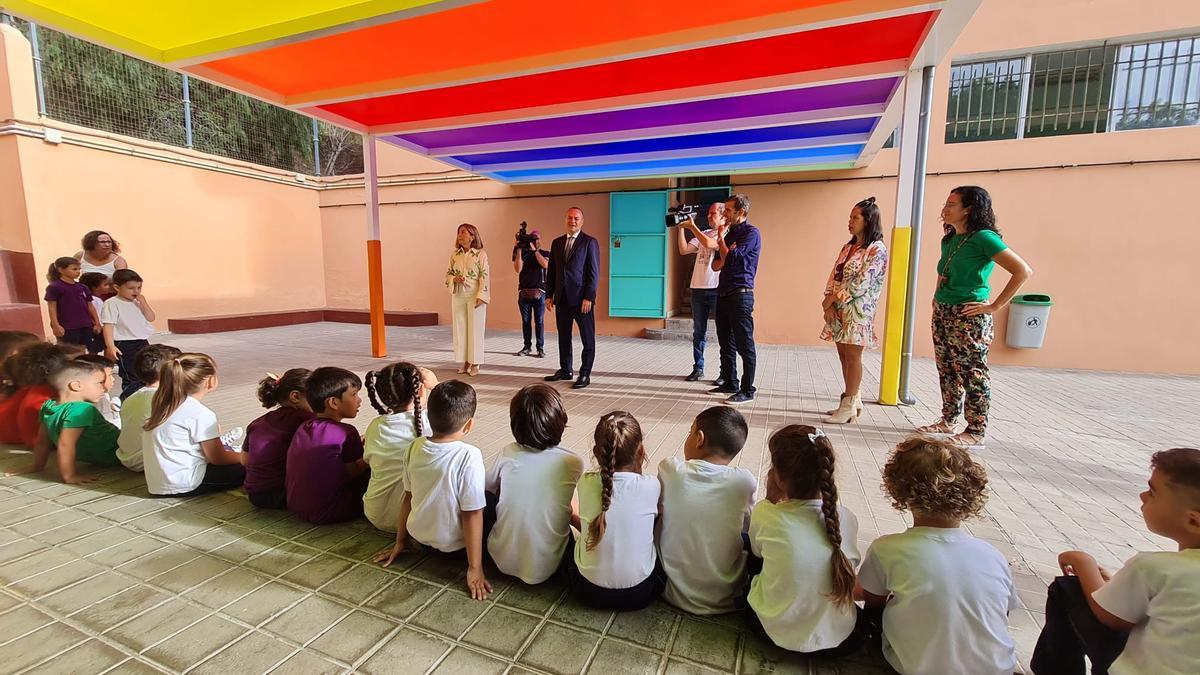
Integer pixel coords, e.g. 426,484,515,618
512,222,549,358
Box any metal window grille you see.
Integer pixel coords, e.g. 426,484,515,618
1025,45,1117,137
4,18,363,175
1110,36,1200,131
945,57,1027,143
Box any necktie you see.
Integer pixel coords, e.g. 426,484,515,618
566,236,575,259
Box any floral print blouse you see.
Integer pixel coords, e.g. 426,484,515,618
446,247,490,304
820,240,888,348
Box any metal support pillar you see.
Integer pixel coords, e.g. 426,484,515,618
363,134,387,358
311,118,321,176
897,65,936,405
181,74,194,148
28,22,46,116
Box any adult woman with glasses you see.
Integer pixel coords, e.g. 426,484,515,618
74,230,128,277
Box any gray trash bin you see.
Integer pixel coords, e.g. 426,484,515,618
1006,294,1053,348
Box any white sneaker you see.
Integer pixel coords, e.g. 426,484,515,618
221,426,245,451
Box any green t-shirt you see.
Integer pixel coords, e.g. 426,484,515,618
39,399,121,467
934,230,1009,305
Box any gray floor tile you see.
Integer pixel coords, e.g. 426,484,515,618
281,555,354,589
221,582,308,625
9,558,106,599
150,554,236,593
191,631,297,675
461,605,541,657
363,576,441,620
307,610,397,664
105,597,208,652
318,563,393,605
263,594,351,643
587,638,663,674
360,627,451,675
243,542,318,577
409,590,490,639
39,571,139,615
607,602,679,652
433,647,508,674
269,649,344,675
519,623,599,675
184,567,271,610
0,622,89,672
496,579,564,616
144,614,250,671
22,638,127,674
670,617,740,671
549,595,613,633
73,585,170,633
0,604,54,637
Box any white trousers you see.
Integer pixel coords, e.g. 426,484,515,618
451,295,487,364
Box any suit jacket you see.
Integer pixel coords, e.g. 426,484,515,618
546,231,600,307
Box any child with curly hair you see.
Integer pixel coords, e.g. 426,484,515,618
859,437,1018,675
1031,447,1200,675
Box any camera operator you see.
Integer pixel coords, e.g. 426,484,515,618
678,202,725,383
513,229,549,357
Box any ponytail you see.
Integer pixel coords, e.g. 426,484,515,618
46,256,78,282
587,411,644,550
144,353,216,430
768,425,856,608
257,368,310,409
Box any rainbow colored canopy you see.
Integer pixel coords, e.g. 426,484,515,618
6,0,979,183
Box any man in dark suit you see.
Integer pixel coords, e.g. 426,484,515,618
544,206,599,389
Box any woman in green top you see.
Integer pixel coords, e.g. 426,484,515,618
917,186,1032,449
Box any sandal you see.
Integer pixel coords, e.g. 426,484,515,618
950,431,986,450
468,365,479,377
457,364,468,374
915,419,956,436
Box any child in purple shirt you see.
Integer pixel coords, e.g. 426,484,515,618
286,367,371,524
44,257,101,349
244,369,312,509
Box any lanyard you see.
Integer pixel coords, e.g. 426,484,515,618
938,233,973,287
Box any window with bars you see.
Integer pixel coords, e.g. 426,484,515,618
945,34,1199,143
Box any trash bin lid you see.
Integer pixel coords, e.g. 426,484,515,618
1011,294,1052,306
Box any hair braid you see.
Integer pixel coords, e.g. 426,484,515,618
587,442,614,551
366,369,388,414
408,366,424,437
816,445,856,608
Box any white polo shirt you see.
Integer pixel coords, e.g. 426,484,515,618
574,471,660,589
403,438,487,553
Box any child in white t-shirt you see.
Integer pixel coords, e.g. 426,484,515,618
569,411,664,611
100,269,156,401
487,384,583,584
658,406,755,614
859,437,1018,675
747,425,865,655
1031,447,1200,675
116,344,181,472
362,362,436,532
376,380,491,601
142,352,245,496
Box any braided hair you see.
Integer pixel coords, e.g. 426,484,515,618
365,361,425,437
767,425,856,608
586,411,645,551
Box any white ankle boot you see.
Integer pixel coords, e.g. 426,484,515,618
827,393,862,424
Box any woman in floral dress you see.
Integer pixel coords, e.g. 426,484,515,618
820,197,888,424
446,223,490,376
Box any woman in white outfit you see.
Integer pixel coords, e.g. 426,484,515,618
446,223,490,376
74,230,128,278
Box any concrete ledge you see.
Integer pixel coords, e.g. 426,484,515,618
168,308,438,334
0,303,44,337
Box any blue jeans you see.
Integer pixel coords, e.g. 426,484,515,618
716,291,756,395
691,288,718,371
518,293,545,351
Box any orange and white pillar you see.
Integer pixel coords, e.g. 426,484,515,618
363,134,387,358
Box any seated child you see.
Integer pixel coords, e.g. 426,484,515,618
659,406,755,615
747,426,865,655
73,354,120,428
486,384,583,585
363,362,435,532
859,437,1018,675
142,353,245,496
100,269,156,400
0,331,40,389
10,359,121,483
0,342,71,447
1031,447,1200,675
116,344,182,471
243,369,312,509
569,411,664,611
376,380,492,600
285,367,369,524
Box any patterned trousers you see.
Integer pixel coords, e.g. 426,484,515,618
932,302,993,434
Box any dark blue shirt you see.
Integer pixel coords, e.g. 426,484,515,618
517,248,549,291
715,221,762,295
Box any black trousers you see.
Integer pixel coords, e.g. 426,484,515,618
114,339,149,400
60,326,97,351
153,463,245,498
1031,576,1129,675
715,291,757,395
555,302,595,377
567,558,666,611
247,486,287,509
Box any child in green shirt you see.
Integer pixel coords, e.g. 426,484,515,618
16,359,121,483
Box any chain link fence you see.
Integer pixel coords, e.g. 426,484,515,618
3,15,363,176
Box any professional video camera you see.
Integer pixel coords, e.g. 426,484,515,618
515,221,539,248
665,204,698,227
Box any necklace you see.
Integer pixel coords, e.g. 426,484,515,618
937,232,973,288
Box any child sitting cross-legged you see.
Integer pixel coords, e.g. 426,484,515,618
285,367,369,524
859,437,1018,675
747,426,866,655
143,353,245,496
569,411,665,611
1031,447,1200,675
362,362,435,532
7,359,121,483
375,380,492,601
658,406,756,614
243,369,312,509
486,384,584,585
116,344,182,471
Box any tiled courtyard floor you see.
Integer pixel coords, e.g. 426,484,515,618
2,323,1196,674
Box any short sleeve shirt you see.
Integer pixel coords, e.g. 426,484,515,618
518,249,550,291
403,438,488,552
39,399,121,466
244,406,313,494
934,230,1009,305
44,280,94,329
285,418,365,522
687,231,720,289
